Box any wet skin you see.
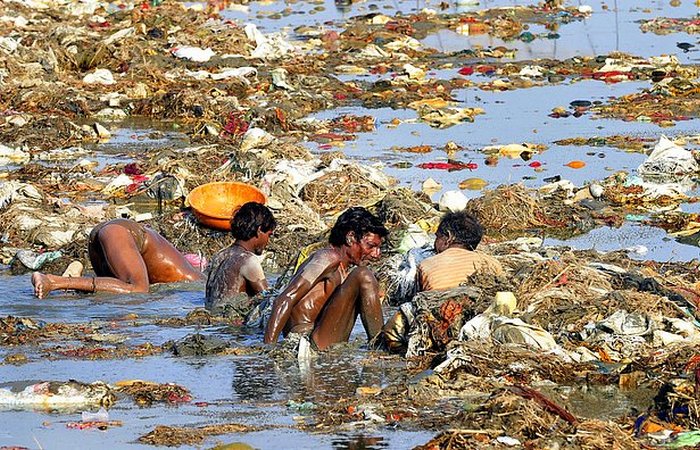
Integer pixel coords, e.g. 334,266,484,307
206,228,273,301
32,219,201,298
263,232,385,350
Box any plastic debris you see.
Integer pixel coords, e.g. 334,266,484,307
14,249,61,270
82,69,116,85
82,407,109,423
438,190,468,212
171,46,215,62
638,135,699,179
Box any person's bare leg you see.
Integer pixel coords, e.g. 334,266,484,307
89,224,151,292
32,224,149,298
311,267,383,351
140,231,202,283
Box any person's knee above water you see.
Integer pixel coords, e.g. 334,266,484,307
382,211,504,352
31,218,202,299
205,202,276,314
418,210,504,291
263,206,389,351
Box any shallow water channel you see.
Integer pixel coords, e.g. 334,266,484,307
0,274,430,449
2,0,700,448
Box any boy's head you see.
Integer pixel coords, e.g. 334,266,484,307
230,202,276,251
435,211,483,252
329,207,388,264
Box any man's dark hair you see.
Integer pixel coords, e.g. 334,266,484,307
230,202,276,241
437,211,483,251
329,207,388,246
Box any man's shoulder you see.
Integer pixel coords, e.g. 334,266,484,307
418,250,443,270
308,246,339,262
297,246,340,276
211,246,256,267
419,248,486,267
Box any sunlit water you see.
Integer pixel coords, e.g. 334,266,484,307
0,274,427,449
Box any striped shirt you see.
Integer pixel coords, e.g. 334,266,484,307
418,247,504,291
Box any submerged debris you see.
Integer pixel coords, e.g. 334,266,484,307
138,423,262,447
115,380,192,406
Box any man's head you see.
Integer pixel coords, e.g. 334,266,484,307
231,202,277,254
329,207,388,264
434,211,483,253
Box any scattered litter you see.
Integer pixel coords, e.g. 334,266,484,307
171,46,215,62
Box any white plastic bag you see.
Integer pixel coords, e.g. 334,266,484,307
638,135,699,178
171,46,215,62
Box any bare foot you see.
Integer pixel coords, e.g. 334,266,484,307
31,272,52,299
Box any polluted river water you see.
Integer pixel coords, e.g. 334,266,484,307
2,0,700,448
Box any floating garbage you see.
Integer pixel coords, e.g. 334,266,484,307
564,160,586,169
0,381,115,410
81,407,109,423
139,423,260,447
459,178,489,190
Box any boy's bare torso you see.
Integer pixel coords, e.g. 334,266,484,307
206,245,266,301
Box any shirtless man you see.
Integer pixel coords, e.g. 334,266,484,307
263,207,388,351
205,202,276,311
32,218,201,298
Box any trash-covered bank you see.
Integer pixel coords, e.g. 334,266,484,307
3,0,700,448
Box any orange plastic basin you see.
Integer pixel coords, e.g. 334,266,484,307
187,181,267,231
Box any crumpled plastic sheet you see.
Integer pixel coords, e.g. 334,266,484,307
0,181,41,209
384,245,433,306
638,135,699,179
14,249,62,270
460,314,559,351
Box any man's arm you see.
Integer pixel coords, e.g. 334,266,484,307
240,258,268,296
263,251,338,344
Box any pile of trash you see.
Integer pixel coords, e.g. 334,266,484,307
48,342,163,360
0,315,100,345
554,134,657,152
114,380,192,406
0,378,194,411
466,183,596,238
305,237,700,447
0,380,115,410
593,76,700,126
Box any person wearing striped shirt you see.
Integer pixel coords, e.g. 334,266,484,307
381,210,503,353
417,210,504,291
